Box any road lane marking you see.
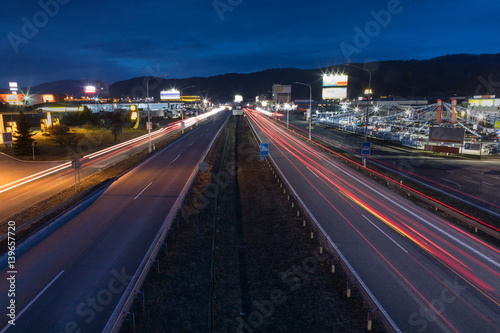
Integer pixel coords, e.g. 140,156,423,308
362,215,408,253
439,177,462,188
134,182,152,200
306,166,320,178
446,170,454,173
462,176,473,180
189,141,195,147
484,182,495,187
296,144,500,268
171,154,181,164
325,160,500,269
1,270,65,333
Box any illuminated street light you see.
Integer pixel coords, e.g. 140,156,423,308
344,64,372,167
147,74,168,152
178,85,196,132
294,82,312,140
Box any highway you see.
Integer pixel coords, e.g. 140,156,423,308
247,109,500,332
0,110,229,332
0,114,211,222
282,114,500,216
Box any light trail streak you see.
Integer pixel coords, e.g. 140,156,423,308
245,108,500,330
275,117,500,211
0,109,226,199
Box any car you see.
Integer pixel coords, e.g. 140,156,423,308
482,143,500,154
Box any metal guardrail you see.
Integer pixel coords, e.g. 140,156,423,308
245,113,402,333
104,113,230,333
0,177,116,243
276,115,500,240
310,137,500,240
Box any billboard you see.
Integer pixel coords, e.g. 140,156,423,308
160,90,180,100
85,86,96,94
234,95,243,103
323,75,348,87
9,82,18,91
322,87,347,99
429,127,465,143
6,94,21,102
469,99,494,107
273,85,291,94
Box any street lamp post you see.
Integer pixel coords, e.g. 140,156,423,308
180,85,195,133
344,64,371,142
146,74,168,152
196,90,207,114
146,77,157,152
180,85,196,121
344,64,371,166
294,82,312,140
286,104,289,129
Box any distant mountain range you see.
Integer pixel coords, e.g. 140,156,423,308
4,53,500,102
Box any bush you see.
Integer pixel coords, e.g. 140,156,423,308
49,124,83,147
48,124,70,136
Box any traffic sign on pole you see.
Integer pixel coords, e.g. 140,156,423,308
361,142,371,156
260,143,269,160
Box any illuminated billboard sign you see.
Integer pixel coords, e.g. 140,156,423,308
234,95,243,103
468,99,494,107
85,86,96,94
9,82,18,91
7,94,21,102
323,75,348,87
161,90,180,100
272,85,291,94
322,87,347,99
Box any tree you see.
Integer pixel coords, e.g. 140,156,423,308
13,111,38,156
104,112,124,142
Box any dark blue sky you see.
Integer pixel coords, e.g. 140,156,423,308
1,0,499,86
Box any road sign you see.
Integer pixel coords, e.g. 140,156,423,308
260,143,269,158
361,142,371,155
199,162,209,172
2,132,13,147
71,159,82,170
464,143,471,150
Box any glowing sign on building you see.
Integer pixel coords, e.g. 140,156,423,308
85,86,96,94
323,75,348,87
322,87,347,99
161,90,180,100
9,82,18,92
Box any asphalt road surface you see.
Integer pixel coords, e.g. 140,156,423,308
282,114,500,216
0,119,200,221
248,109,500,333
0,110,229,332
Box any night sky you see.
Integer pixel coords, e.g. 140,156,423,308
1,0,499,87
